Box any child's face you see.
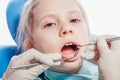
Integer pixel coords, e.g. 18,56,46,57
29,0,90,73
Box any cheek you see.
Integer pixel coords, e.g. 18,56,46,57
32,25,60,52
77,27,90,44
33,36,50,51
32,33,59,53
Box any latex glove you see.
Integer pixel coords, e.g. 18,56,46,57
1,48,61,80
96,36,120,80
84,35,120,80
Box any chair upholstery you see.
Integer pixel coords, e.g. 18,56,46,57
0,46,18,77
0,0,27,77
6,0,27,40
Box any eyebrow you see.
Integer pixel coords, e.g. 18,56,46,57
37,14,58,27
38,10,82,20
68,10,83,15
36,10,83,27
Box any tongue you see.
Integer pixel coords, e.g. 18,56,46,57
61,47,75,58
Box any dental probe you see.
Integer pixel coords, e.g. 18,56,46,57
79,37,120,59
12,37,120,69
12,51,79,69
78,37,120,47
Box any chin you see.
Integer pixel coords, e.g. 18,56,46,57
50,57,83,74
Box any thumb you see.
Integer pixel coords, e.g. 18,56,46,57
85,50,96,60
84,44,97,60
49,53,62,66
97,37,110,58
84,49,99,64
86,44,97,51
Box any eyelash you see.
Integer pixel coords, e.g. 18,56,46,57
44,23,56,27
44,18,80,28
70,19,80,23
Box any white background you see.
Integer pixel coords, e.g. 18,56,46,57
0,0,120,45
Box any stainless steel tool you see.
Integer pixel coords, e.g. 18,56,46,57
12,37,120,69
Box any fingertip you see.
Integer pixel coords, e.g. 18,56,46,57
86,45,96,51
53,53,62,59
97,37,109,52
110,40,120,51
51,54,62,66
45,53,62,66
53,61,61,66
81,53,86,59
85,51,95,60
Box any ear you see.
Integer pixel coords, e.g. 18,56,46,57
23,39,34,50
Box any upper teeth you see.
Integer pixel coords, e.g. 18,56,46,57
65,43,73,46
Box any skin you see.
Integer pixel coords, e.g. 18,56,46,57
26,0,90,73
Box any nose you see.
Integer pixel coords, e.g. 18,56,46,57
59,25,74,37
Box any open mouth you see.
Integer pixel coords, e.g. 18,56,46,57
61,42,79,61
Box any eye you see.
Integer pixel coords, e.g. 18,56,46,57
44,23,56,27
70,19,80,23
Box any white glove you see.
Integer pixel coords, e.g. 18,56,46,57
96,36,120,80
1,48,61,80
84,35,120,80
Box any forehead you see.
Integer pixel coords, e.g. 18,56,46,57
32,0,83,18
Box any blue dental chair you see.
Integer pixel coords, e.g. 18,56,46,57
0,0,27,77
0,46,18,77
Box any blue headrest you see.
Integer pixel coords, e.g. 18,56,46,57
0,1,27,76
0,46,18,77
6,0,27,40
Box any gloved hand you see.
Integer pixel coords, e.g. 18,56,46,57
1,48,61,80
85,35,120,80
96,36,120,80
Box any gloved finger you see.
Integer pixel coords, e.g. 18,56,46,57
4,56,19,78
86,45,97,51
97,37,110,57
98,35,117,50
110,40,120,51
7,55,19,68
86,35,115,51
18,49,44,65
85,51,95,60
85,50,99,64
48,53,62,66
26,64,49,79
97,35,120,51
85,50,98,60
17,49,57,66
81,52,86,59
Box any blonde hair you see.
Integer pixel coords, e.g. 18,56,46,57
16,0,40,51
16,0,89,52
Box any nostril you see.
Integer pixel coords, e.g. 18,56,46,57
69,30,72,33
63,31,67,35
63,30,72,35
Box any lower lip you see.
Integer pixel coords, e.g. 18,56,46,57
64,51,79,62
